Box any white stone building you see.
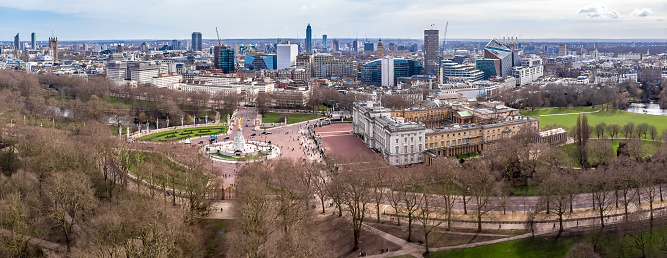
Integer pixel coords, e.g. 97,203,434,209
353,101,426,166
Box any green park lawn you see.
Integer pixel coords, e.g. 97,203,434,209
127,151,209,191
561,139,661,167
262,112,323,124
429,219,667,258
521,108,667,139
138,126,227,142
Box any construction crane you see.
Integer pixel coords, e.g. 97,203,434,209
215,27,222,47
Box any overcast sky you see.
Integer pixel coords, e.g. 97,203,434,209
0,0,665,41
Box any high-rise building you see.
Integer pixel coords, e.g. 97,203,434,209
424,29,440,78
381,56,394,86
31,32,36,49
192,32,202,51
14,33,20,50
322,34,328,52
171,39,180,50
377,39,384,58
332,39,339,52
361,58,424,86
483,39,518,78
216,47,235,74
305,24,312,53
476,59,501,80
364,42,374,51
353,39,358,52
558,44,567,56
277,43,299,69
49,37,58,63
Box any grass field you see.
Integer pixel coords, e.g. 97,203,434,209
209,152,266,161
138,126,227,142
262,112,323,124
561,139,661,167
521,107,667,139
127,151,209,191
429,219,667,258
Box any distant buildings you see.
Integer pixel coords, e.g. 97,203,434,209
513,55,543,86
476,59,501,80
244,53,277,70
558,44,567,56
31,33,36,49
361,57,424,86
276,43,298,69
312,54,356,79
423,29,440,78
305,24,312,53
322,35,328,52
441,60,484,83
364,42,374,52
483,39,520,78
377,39,384,58
192,32,202,51
49,37,58,63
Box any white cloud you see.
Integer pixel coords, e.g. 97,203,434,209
631,8,652,17
578,6,620,19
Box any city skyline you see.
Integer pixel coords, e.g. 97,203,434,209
0,0,665,41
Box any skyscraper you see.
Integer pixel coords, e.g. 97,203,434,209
14,33,19,58
191,32,202,51
31,32,36,49
332,39,339,52
353,39,358,52
215,46,235,73
14,33,20,50
558,44,567,56
322,34,327,52
424,29,440,77
305,24,312,53
277,43,298,69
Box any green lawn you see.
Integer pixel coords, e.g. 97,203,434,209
521,108,667,140
262,112,323,124
428,236,574,258
127,151,209,191
561,139,661,167
138,126,227,142
457,152,479,160
430,220,667,258
108,96,153,109
513,185,540,196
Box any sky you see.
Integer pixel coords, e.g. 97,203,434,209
0,0,665,41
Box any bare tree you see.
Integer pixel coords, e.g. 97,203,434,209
462,160,503,232
48,170,98,252
417,188,445,254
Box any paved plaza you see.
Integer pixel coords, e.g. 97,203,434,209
314,123,375,159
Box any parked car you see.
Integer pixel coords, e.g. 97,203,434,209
184,140,191,144
224,136,230,140
198,141,204,144
251,133,256,136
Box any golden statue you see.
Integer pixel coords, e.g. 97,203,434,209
238,118,242,130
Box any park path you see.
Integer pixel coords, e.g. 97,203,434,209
538,109,601,116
